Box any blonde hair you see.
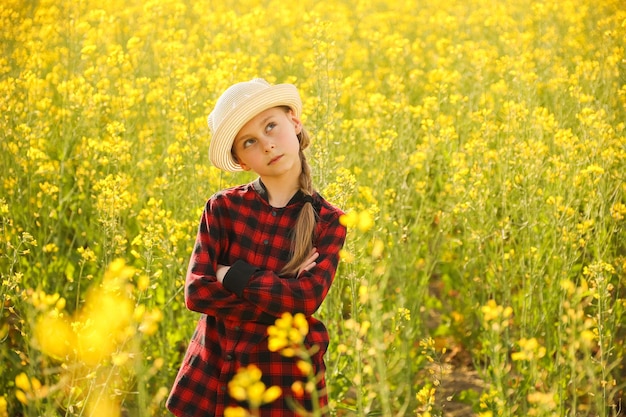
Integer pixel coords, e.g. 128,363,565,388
280,127,317,276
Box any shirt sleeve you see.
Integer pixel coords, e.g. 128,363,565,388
184,199,276,323
224,213,347,317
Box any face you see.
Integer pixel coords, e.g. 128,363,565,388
232,107,303,177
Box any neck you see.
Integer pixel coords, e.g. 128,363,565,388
262,177,300,207
260,174,301,208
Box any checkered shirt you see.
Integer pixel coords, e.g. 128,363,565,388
166,179,346,417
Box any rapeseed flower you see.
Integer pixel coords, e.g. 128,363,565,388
267,312,309,357
34,312,74,360
339,210,373,232
0,396,7,417
227,365,282,410
511,337,546,361
481,300,513,332
14,373,46,405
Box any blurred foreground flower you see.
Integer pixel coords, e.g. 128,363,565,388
32,259,135,365
267,312,309,357
87,396,121,417
266,312,325,416
26,259,162,417
339,210,373,232
226,364,282,414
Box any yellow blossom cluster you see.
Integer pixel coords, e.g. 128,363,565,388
18,259,164,415
511,338,546,362
480,299,513,332
14,373,46,405
225,365,282,415
339,210,374,233
267,312,310,358
31,259,163,365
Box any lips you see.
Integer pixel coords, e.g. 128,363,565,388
268,155,283,165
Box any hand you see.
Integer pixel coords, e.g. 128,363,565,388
216,264,230,283
297,248,319,278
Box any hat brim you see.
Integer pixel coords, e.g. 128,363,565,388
209,84,302,172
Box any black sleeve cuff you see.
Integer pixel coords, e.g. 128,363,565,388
222,260,258,297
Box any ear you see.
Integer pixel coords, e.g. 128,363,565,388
238,159,251,171
231,149,251,171
287,109,302,134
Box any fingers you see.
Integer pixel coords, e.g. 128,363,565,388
297,248,319,277
301,261,316,272
303,249,319,269
306,248,319,264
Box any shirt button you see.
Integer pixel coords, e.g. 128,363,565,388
234,326,241,332
271,211,277,216
225,354,234,361
263,239,269,245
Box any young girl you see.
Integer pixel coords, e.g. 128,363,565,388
166,78,346,417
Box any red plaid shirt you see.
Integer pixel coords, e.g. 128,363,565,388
167,179,346,417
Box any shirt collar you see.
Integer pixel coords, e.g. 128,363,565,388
252,178,313,207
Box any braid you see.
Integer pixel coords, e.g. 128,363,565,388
280,129,317,276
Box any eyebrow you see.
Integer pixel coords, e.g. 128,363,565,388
257,115,275,128
235,114,276,144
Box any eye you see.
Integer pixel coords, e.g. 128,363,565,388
265,122,277,133
241,138,256,149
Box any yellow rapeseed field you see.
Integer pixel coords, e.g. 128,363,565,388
1,0,625,416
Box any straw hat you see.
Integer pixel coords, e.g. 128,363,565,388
207,78,303,172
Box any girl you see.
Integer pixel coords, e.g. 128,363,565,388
166,78,346,417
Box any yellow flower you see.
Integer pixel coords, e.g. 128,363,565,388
137,274,150,291
87,396,121,417
357,210,374,232
267,312,309,357
224,407,248,417
415,384,436,405
339,210,374,232
339,249,354,263
111,352,131,366
0,396,7,417
104,258,136,283
291,381,305,398
138,308,164,336
481,300,507,322
610,202,626,221
481,300,513,332
511,338,546,361
15,373,32,392
292,313,309,337
34,312,74,360
339,211,358,228
227,365,282,409
371,238,385,259
15,390,27,405
77,246,97,263
527,391,556,409
76,291,133,365
296,360,313,376
13,373,45,404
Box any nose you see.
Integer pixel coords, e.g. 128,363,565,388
260,137,276,152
